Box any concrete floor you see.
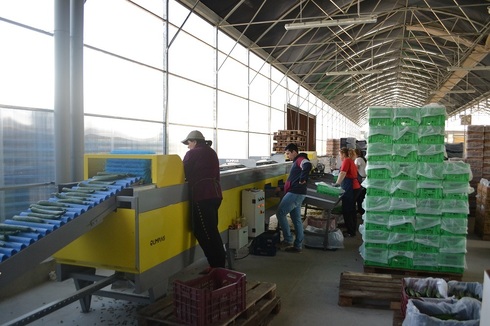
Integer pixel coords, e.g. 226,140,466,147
0,217,489,326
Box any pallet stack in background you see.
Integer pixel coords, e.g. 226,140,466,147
326,139,340,170
359,105,472,277
476,180,490,240
272,130,306,153
468,125,490,240
464,125,484,217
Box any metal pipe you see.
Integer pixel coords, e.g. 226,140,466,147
70,0,85,181
54,0,71,184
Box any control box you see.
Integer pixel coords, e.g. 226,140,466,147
242,188,265,237
228,227,249,250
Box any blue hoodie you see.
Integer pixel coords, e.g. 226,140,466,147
284,153,312,195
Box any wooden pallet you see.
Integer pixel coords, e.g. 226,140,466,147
392,309,404,326
363,265,463,281
338,271,402,309
137,281,280,326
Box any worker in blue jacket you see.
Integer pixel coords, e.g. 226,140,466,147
275,143,312,253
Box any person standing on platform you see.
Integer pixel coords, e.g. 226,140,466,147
182,130,226,273
334,147,361,237
275,143,312,253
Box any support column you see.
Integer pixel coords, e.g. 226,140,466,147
54,0,71,184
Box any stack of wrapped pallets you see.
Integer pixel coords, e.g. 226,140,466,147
359,105,472,277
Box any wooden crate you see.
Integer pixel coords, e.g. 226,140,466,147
138,281,280,326
338,271,402,309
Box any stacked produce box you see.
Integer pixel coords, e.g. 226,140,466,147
359,105,472,275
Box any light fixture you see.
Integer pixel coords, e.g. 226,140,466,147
325,69,383,76
430,89,476,94
447,66,490,72
284,15,377,30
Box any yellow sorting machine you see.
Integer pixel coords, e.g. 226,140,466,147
51,154,289,306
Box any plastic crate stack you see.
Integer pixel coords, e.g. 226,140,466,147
359,105,473,275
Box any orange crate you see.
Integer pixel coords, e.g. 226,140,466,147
173,268,246,326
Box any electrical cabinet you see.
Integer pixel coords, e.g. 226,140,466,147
242,188,265,237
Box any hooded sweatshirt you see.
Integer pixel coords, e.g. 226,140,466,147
284,153,312,195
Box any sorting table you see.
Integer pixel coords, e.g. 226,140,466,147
303,175,343,250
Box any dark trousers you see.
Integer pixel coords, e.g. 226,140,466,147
191,198,226,268
342,188,359,236
356,187,366,214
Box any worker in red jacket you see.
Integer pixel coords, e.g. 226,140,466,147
182,130,226,273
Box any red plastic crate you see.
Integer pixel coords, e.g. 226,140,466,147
173,268,246,326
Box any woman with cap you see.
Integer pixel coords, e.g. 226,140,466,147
182,130,226,273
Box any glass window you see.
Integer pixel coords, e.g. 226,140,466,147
249,71,269,106
271,107,285,133
249,102,269,133
167,76,215,127
217,130,248,159
84,49,164,121
217,31,248,62
271,83,287,110
0,0,54,31
0,108,56,218
85,116,163,153
0,23,54,109
249,133,271,157
168,29,216,87
84,0,164,69
217,92,248,131
217,54,248,97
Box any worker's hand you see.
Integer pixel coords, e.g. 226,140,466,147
333,183,340,187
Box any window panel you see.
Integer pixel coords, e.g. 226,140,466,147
217,54,248,97
249,72,269,106
271,83,286,110
249,133,271,157
84,0,164,69
217,130,248,159
168,30,216,86
84,49,164,121
249,102,269,133
217,92,248,131
217,31,248,62
0,0,54,31
0,23,54,109
0,108,55,219
271,107,285,133
85,116,163,153
167,76,215,127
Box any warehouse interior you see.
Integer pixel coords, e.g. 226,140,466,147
1,0,490,325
